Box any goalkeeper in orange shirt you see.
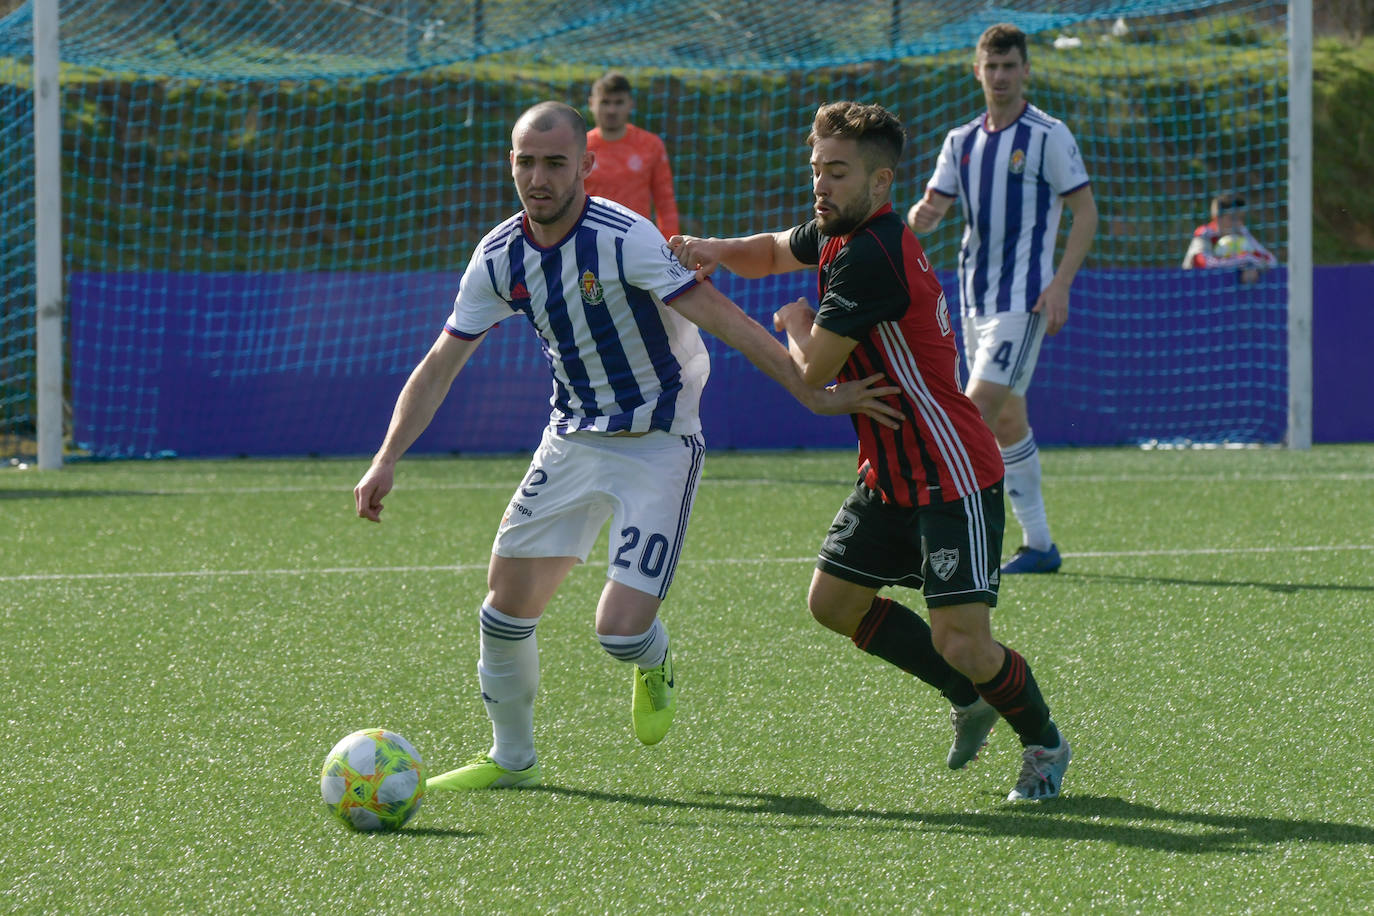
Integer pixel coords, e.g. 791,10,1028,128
586,71,681,238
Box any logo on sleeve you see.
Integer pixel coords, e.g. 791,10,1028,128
827,293,860,312
580,270,605,306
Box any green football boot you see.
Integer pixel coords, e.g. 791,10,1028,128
632,647,676,745
427,754,540,791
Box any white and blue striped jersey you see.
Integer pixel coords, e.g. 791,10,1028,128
446,196,707,435
927,103,1090,315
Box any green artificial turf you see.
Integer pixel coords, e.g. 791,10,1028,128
2,445,1372,913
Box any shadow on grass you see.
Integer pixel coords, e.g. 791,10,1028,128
399,825,483,839
534,786,1374,853
1059,570,1374,595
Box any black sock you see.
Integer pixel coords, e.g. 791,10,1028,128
852,596,979,706
975,644,1058,748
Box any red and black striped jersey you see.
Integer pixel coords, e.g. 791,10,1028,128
789,203,1003,507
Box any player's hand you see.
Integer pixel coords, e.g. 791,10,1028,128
816,373,903,429
354,461,395,523
667,234,723,281
1032,282,1071,336
907,200,942,234
773,297,815,334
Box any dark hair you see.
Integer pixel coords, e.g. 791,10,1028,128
591,71,633,97
977,22,1028,63
1213,192,1247,213
514,101,588,150
807,101,905,172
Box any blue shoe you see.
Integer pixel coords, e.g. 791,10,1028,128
1000,544,1061,575
1007,737,1071,801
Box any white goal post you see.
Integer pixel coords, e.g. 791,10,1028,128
33,0,62,469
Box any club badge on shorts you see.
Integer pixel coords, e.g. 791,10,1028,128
929,547,960,581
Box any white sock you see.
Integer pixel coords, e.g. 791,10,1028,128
477,603,540,772
1001,430,1053,551
597,618,669,670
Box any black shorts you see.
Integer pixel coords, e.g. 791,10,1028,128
815,479,1005,608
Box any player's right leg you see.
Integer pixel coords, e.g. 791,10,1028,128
812,483,985,764
962,313,1058,573
432,430,607,791
428,555,576,791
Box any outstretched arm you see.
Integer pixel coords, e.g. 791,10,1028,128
669,284,900,427
668,231,806,281
354,330,484,522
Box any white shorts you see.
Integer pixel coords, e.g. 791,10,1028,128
962,311,1045,396
493,428,706,600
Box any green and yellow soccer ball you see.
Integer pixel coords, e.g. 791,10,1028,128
320,729,425,832
1215,234,1251,258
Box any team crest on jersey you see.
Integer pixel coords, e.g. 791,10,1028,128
580,270,605,306
936,291,951,336
1008,149,1027,175
929,547,960,581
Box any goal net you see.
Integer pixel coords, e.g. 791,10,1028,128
0,0,1291,458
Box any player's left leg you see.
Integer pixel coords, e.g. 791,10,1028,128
596,580,675,745
921,484,1068,798
592,431,706,746
807,568,992,769
928,604,1068,800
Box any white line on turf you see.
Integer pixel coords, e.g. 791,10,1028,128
7,471,1373,498
2,544,1371,583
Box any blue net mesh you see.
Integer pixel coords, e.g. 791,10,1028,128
0,0,1289,457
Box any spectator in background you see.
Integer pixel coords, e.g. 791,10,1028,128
1182,192,1276,284
586,71,681,238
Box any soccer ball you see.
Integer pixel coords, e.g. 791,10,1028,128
319,728,425,832
1214,234,1250,258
